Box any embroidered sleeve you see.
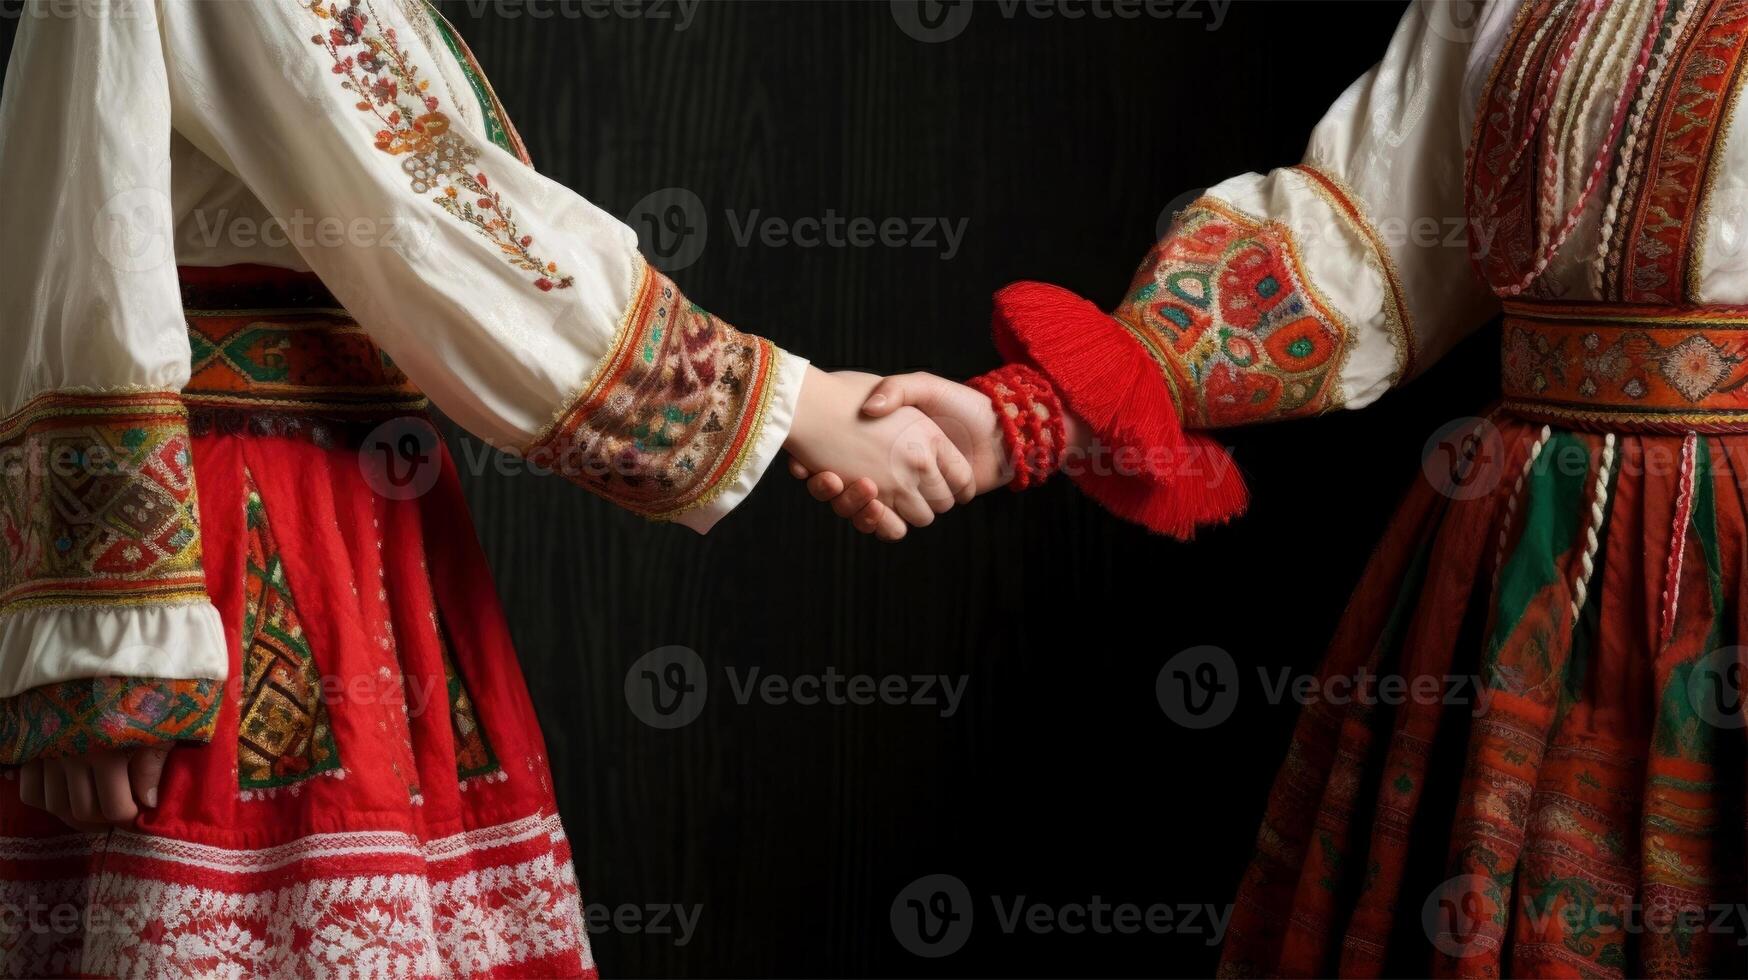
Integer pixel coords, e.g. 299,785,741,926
0,394,227,764
527,264,788,521
987,1,1499,539
155,0,807,533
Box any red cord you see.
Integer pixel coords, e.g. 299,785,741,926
968,364,1068,491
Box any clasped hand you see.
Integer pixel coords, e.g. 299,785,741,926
782,366,1009,540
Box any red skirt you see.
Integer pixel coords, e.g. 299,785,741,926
1217,417,1748,978
0,269,595,978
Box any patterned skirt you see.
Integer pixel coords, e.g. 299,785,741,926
0,268,595,978
1216,305,1748,978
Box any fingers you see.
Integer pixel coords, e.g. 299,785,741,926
42,757,69,817
806,471,845,502
923,437,977,510
18,760,43,809
787,456,811,480
13,749,166,829
861,373,939,418
872,504,910,542
891,488,937,529
60,755,105,825
92,751,140,824
829,477,879,519
129,747,170,811
852,500,909,541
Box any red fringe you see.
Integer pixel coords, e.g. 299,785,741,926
990,281,1248,539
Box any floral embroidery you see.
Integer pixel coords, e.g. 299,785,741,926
529,264,781,520
1115,198,1352,428
0,813,593,978
237,470,343,795
1500,301,1748,430
305,0,574,291
0,393,206,616
0,677,221,766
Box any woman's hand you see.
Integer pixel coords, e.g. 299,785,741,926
17,747,172,830
783,367,976,541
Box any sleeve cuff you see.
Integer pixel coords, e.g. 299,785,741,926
991,281,1248,540
0,602,228,764
527,265,807,531
673,347,808,535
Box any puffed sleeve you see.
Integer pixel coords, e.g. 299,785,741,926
0,3,227,763
158,0,807,531
991,0,1500,539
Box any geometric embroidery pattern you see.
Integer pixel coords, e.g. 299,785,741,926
0,392,206,615
184,314,428,418
0,676,221,766
1500,300,1748,431
529,265,782,521
436,613,501,785
237,470,342,794
1115,197,1353,428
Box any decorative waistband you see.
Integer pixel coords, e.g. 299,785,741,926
1501,301,1748,433
179,265,428,433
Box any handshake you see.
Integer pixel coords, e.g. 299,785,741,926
781,365,1082,540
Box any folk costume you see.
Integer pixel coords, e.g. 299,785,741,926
972,0,1748,976
0,1,807,976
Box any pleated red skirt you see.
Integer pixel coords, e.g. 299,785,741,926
1218,417,1748,978
0,269,595,978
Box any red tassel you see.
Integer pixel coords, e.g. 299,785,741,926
990,281,1248,539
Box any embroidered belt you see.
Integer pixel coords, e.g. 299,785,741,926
179,266,428,434
1501,301,1748,433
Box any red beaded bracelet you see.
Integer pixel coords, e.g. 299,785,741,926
967,363,1068,491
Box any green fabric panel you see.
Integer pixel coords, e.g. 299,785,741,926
1488,432,1592,657
425,4,515,155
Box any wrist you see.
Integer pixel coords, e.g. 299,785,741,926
969,363,1069,490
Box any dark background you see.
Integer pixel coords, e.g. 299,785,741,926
3,1,1500,975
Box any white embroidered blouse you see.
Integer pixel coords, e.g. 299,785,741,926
0,0,810,752
2,0,1746,758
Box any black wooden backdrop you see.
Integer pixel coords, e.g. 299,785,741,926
2,1,1502,975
